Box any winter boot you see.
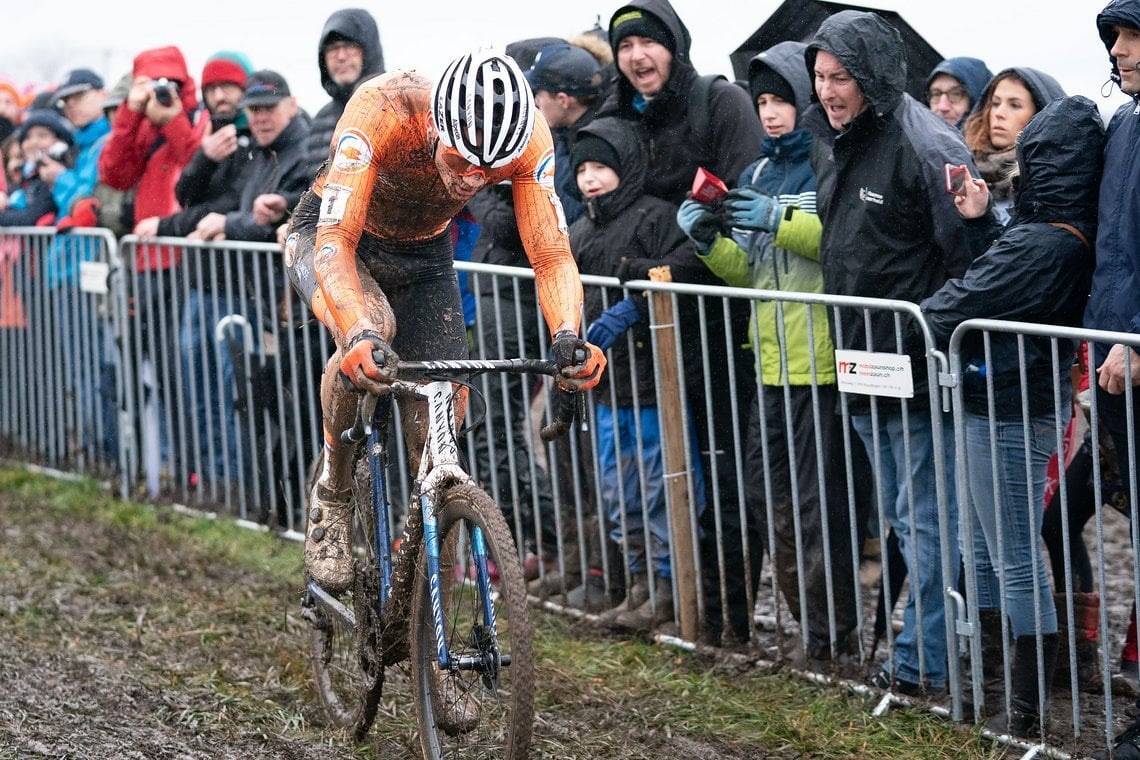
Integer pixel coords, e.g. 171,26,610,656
979,608,1009,694
596,573,649,626
1055,591,1102,693
612,577,674,632
986,633,1059,739
304,482,355,593
564,568,609,613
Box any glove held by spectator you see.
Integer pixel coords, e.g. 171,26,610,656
724,186,783,232
585,297,642,352
676,199,720,253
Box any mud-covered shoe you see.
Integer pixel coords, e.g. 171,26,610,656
431,666,480,735
612,579,674,632
304,483,354,593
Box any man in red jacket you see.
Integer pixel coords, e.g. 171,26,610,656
98,45,205,489
99,45,205,271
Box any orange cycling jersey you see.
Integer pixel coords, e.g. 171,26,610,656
309,69,582,341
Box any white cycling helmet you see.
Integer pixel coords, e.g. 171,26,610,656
431,50,536,169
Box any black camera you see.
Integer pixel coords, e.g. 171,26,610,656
150,77,180,107
209,112,236,132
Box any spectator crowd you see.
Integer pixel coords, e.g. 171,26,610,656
4,0,1140,754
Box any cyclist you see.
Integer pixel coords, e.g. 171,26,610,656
285,50,606,593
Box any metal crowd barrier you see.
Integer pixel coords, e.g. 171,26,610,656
5,228,1140,756
950,319,1140,754
0,227,128,497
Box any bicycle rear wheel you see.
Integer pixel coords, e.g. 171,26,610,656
411,482,535,759
303,452,385,739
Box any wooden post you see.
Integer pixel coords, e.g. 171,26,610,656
647,265,698,642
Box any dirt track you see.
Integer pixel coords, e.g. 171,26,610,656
0,472,766,759
3,466,1132,759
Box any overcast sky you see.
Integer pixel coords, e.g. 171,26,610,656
1,1,1128,121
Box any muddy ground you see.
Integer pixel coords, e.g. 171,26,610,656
749,503,1139,760
0,474,798,760
1,468,1132,759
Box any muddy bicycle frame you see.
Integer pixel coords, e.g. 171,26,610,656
305,358,572,675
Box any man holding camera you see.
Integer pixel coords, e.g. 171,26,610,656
134,51,254,239
98,44,205,482
99,45,205,269
129,51,256,487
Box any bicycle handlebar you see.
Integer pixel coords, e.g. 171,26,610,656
339,358,582,445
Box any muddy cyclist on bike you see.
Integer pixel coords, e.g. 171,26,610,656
285,49,607,593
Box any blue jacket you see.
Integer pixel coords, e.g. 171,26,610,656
52,116,111,215
1086,0,1140,340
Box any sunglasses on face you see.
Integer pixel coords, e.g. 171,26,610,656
436,139,490,181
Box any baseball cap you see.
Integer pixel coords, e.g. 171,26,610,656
526,44,601,97
55,68,104,100
238,70,291,108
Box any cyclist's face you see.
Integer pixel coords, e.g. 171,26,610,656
616,35,673,97
434,139,489,201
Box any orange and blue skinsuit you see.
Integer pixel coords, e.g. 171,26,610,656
285,70,602,482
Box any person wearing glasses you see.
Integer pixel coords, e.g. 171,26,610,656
284,50,607,593
962,68,1066,223
924,57,992,130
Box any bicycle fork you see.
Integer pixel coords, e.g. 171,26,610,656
421,489,508,679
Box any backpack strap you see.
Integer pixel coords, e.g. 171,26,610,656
1049,222,1091,249
750,158,769,185
688,74,727,153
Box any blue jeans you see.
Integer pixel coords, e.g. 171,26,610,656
853,409,959,689
965,412,1061,638
596,404,705,579
179,289,257,483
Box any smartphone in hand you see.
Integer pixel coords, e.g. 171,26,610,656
945,163,969,197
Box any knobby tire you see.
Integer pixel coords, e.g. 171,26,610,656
410,482,535,759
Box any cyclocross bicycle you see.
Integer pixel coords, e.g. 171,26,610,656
300,357,579,759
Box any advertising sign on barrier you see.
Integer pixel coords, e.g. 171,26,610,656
834,349,914,398
79,261,110,295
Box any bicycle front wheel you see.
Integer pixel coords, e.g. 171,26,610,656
304,452,385,739
411,482,535,759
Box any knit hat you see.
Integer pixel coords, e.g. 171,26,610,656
0,78,22,109
201,51,254,89
749,64,795,106
571,131,621,175
526,44,601,96
610,8,675,54
17,108,75,146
